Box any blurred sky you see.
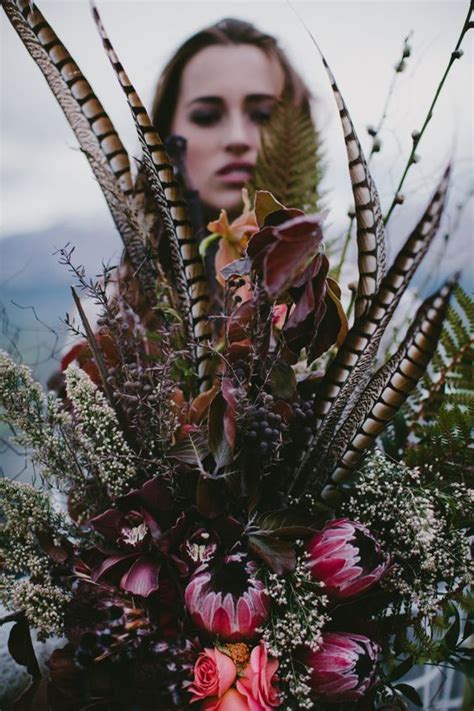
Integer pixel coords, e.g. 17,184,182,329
1,0,473,286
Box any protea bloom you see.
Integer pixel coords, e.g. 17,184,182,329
305,518,389,599
306,632,380,701
184,553,269,641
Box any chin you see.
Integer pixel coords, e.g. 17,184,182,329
206,189,244,216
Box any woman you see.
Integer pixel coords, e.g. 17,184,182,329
126,17,314,316
150,17,312,222
53,17,314,382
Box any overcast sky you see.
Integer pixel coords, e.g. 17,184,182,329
1,0,472,282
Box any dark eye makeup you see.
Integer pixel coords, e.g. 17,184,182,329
249,107,273,124
188,109,222,126
188,104,274,128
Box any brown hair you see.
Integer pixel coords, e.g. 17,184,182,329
151,17,312,139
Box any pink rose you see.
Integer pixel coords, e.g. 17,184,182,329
236,642,280,710
188,648,237,703
202,688,250,710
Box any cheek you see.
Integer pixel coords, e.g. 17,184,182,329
184,132,217,193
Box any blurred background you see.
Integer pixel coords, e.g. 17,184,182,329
0,4,472,706
0,0,473,445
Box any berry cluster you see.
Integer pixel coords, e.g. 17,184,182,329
289,397,317,448
244,403,285,459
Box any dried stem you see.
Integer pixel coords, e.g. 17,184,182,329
384,3,473,225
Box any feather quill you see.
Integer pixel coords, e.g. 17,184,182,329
290,169,451,494
1,0,162,307
321,276,458,491
92,5,212,391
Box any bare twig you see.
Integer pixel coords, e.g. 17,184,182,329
384,3,473,225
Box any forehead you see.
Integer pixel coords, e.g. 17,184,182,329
178,44,285,102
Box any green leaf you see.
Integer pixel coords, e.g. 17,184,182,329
256,507,326,539
444,606,461,650
389,655,414,682
209,391,233,473
247,96,323,214
268,361,298,400
199,232,221,258
394,683,423,707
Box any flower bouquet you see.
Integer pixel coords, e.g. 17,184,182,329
1,2,472,710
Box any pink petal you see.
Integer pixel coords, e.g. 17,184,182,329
213,604,233,639
120,556,160,597
311,557,347,579
203,688,250,710
92,552,138,582
212,648,237,697
236,597,252,635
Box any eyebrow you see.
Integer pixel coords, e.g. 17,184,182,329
186,93,278,108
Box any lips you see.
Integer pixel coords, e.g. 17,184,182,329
217,162,254,184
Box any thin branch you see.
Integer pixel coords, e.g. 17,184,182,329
384,3,473,225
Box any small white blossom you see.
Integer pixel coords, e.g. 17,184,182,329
66,366,137,497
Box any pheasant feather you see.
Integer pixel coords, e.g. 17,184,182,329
290,166,451,496
324,276,458,489
311,166,451,432
320,55,387,319
92,5,212,392
1,0,160,307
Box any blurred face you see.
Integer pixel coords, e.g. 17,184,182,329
171,44,285,215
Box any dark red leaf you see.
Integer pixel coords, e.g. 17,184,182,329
8,616,41,679
208,387,235,471
196,475,225,519
36,531,73,565
221,378,238,450
248,533,296,573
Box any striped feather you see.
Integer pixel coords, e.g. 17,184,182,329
92,6,212,392
321,56,386,319
1,0,159,306
313,166,451,427
322,276,457,490
288,167,451,496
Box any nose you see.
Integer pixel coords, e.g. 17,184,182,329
224,112,256,156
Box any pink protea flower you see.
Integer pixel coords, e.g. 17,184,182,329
306,632,380,702
184,553,269,641
305,518,390,599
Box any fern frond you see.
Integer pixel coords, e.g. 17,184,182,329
385,286,474,480
247,97,323,214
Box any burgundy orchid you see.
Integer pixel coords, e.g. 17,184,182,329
246,209,347,363
305,518,390,599
89,477,173,598
306,632,380,701
184,553,269,641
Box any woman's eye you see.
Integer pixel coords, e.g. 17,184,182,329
250,107,273,125
188,110,221,127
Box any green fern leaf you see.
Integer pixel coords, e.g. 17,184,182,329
247,97,323,213
383,286,473,480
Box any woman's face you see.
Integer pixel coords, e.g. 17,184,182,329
171,44,285,215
